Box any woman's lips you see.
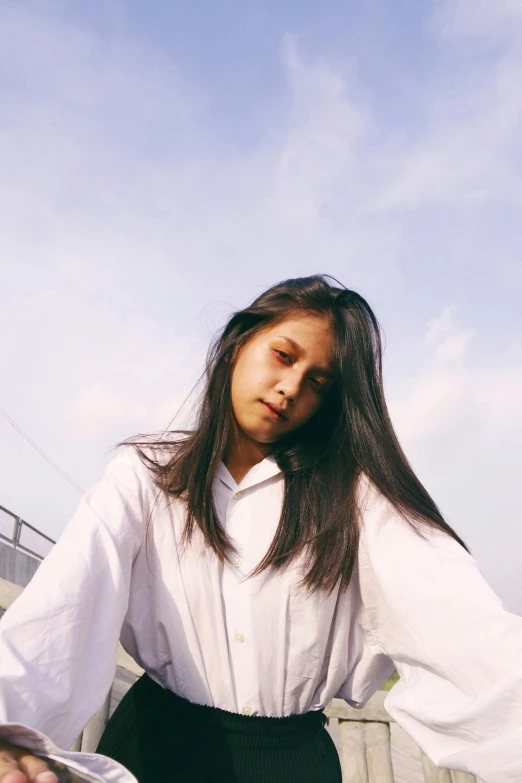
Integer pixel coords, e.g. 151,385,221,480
261,401,286,420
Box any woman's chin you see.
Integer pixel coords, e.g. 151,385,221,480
252,432,280,445
240,426,281,446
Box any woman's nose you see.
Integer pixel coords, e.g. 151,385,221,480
277,372,302,401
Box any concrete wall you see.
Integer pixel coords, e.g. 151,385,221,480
0,539,40,588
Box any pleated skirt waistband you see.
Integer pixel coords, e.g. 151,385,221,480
97,673,342,782
142,673,327,749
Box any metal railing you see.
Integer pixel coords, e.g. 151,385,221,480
0,504,55,560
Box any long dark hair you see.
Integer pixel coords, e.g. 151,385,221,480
133,274,469,594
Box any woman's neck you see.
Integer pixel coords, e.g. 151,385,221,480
223,426,272,484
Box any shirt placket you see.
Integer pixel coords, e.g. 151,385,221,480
222,490,258,715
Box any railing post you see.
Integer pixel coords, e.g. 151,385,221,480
80,688,112,752
12,518,22,548
338,720,368,783
421,751,452,782
68,736,82,752
364,722,394,783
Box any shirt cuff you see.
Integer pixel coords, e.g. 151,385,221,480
0,723,137,783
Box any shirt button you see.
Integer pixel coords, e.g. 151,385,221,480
232,557,242,568
233,491,242,499
235,632,245,643
242,705,252,716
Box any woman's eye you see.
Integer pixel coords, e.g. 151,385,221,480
309,377,323,390
275,349,291,363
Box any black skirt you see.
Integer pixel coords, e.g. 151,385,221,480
96,673,342,783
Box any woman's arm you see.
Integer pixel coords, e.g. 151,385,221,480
358,485,522,783
0,447,147,778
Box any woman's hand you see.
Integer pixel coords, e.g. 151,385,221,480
0,739,58,783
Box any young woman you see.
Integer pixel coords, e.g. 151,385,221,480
0,275,521,783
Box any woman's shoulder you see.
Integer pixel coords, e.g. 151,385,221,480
354,472,469,563
116,430,191,468
106,431,192,496
354,472,388,522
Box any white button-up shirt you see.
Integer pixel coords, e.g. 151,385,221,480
1,447,521,783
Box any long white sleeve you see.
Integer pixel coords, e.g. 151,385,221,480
358,486,522,783
0,447,146,751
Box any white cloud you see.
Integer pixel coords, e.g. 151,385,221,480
359,2,522,215
389,307,522,611
393,306,522,446
475,367,522,432
392,311,473,443
425,307,456,346
0,1,520,610
274,36,367,224
437,0,522,40
65,385,148,441
434,330,475,364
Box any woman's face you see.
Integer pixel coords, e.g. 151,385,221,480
229,313,334,446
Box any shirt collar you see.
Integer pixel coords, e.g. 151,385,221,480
215,455,282,493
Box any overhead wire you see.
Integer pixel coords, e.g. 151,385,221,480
0,405,85,495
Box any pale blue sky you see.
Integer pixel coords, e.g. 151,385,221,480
0,0,521,612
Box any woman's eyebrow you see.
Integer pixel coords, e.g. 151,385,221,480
275,336,333,378
275,336,302,353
